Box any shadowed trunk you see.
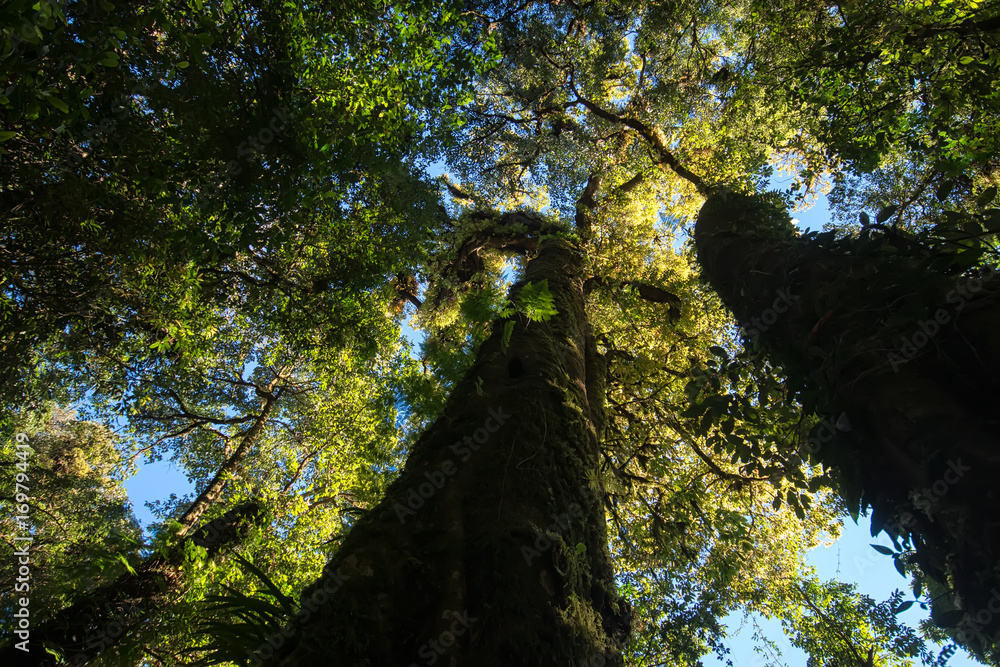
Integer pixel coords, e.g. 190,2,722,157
265,236,631,666
694,190,1000,652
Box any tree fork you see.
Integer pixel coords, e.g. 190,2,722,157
267,236,631,666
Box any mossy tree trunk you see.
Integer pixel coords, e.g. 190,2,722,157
267,236,631,666
695,191,1000,651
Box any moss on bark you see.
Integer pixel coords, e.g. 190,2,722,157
695,190,1000,655
268,237,630,666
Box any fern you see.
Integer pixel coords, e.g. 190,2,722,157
186,555,297,665
515,280,558,322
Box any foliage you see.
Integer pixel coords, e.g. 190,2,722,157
2,0,995,665
0,407,143,624
742,0,1000,227
757,579,955,667
0,0,490,403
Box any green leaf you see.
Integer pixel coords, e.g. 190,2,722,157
0,131,17,142
501,320,514,353
894,600,914,614
859,211,870,226
984,210,1000,233
177,60,190,69
936,180,955,201
977,186,997,207
117,553,137,575
48,97,70,113
876,205,897,223
959,56,975,65
516,280,558,322
230,554,296,615
708,345,729,361
847,500,860,523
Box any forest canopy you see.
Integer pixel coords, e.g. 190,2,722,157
2,0,999,665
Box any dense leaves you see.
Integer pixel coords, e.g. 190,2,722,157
2,0,997,664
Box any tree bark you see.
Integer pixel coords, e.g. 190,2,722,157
173,387,281,537
694,190,1000,652
265,236,631,666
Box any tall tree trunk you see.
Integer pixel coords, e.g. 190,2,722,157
174,386,281,538
694,191,1000,652
266,236,631,666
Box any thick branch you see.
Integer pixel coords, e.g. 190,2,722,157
612,171,647,198
584,276,682,321
393,273,422,308
440,176,479,205
573,95,711,195
444,210,546,283
575,173,602,239
174,388,281,537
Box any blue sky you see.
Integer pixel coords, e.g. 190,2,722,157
704,515,979,667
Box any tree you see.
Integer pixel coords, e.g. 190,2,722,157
690,0,1000,658
0,408,142,627
227,1,989,663
0,0,486,403
2,0,495,663
4,0,996,665
693,158,1000,667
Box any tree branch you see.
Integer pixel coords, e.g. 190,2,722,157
572,94,711,195
575,173,602,239
174,388,282,537
584,276,682,321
